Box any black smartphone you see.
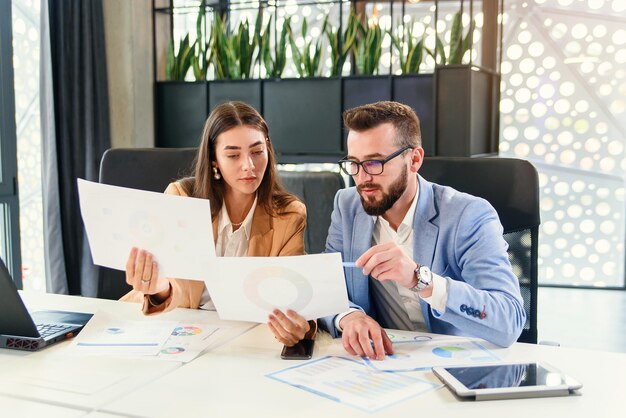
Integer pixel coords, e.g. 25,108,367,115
280,339,314,360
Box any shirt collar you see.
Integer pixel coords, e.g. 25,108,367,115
374,183,420,233
217,195,258,239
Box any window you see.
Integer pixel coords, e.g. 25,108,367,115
500,0,626,287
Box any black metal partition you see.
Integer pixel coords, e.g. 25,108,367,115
153,0,502,162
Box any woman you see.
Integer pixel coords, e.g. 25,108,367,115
121,101,313,346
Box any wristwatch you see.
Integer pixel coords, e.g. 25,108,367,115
409,264,432,292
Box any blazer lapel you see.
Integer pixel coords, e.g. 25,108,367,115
413,175,439,330
247,204,274,256
347,209,374,300
350,210,374,262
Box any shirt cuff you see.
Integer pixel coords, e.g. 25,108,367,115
334,308,361,332
421,273,448,313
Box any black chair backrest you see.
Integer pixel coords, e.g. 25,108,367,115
99,148,198,193
420,157,540,344
98,148,197,300
97,148,344,300
279,171,345,254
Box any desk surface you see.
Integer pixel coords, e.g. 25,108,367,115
2,292,624,417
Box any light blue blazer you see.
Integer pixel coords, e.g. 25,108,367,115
320,175,526,347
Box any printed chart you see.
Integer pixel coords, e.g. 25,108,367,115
364,339,499,372
267,356,438,412
157,324,221,363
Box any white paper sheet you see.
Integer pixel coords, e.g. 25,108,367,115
208,253,349,322
78,179,215,281
362,339,499,372
267,356,438,412
68,311,177,356
156,323,222,362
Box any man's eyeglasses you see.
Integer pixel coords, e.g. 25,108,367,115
338,146,412,176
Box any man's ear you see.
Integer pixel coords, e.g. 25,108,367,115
411,147,425,173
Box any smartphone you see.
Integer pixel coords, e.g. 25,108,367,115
280,339,314,360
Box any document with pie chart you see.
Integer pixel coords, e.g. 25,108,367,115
78,179,216,281
207,253,350,322
362,338,499,372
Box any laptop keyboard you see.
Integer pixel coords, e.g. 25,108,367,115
36,323,74,339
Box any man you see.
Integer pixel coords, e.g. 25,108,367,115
320,101,525,360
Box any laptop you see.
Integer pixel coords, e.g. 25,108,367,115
0,258,93,351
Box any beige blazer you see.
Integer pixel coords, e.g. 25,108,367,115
120,182,307,314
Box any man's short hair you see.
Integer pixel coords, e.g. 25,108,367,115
343,101,422,148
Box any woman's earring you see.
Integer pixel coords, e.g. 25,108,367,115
213,166,221,180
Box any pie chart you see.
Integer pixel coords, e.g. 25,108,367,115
160,347,185,355
432,345,471,359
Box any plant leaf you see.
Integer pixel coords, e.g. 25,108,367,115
448,10,463,65
461,19,476,64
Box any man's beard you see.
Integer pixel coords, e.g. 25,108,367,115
357,165,408,216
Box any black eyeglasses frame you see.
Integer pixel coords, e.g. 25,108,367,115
338,146,413,176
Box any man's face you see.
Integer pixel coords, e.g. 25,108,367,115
345,123,414,216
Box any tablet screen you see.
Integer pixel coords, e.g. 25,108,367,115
443,363,568,389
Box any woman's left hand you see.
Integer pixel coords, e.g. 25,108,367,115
268,309,311,346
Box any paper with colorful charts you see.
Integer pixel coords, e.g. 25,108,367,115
362,334,499,372
267,356,439,413
157,324,223,363
77,179,216,281
206,253,349,322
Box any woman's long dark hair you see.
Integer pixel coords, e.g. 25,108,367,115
179,101,297,219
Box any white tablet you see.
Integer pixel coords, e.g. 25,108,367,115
432,362,582,401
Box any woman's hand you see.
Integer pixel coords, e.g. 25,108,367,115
267,309,312,347
125,247,171,300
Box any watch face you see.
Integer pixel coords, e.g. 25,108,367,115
419,266,432,283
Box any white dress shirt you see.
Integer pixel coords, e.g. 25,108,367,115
335,185,449,331
199,196,258,309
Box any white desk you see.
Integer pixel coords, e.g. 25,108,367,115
0,292,254,413
2,293,624,417
103,323,625,418
0,394,86,417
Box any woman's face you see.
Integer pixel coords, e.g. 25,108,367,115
213,125,269,197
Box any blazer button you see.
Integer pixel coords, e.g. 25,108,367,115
460,304,467,312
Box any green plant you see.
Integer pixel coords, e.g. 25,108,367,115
259,16,291,78
211,14,261,80
191,1,211,81
353,16,383,75
448,9,475,64
288,17,324,77
166,34,196,81
427,10,475,65
323,11,359,76
389,19,425,74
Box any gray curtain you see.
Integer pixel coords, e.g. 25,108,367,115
41,0,111,296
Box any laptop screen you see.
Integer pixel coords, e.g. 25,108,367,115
0,257,40,338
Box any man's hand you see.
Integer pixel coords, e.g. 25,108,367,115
355,242,418,289
339,311,393,360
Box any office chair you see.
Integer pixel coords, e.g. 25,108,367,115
279,171,345,254
419,157,540,344
97,148,345,300
97,148,197,300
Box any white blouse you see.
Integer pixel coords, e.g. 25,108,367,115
199,196,258,309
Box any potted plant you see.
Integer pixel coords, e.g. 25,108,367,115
263,16,342,159
389,19,435,156
208,13,263,113
343,14,391,114
432,3,499,156
157,31,208,148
